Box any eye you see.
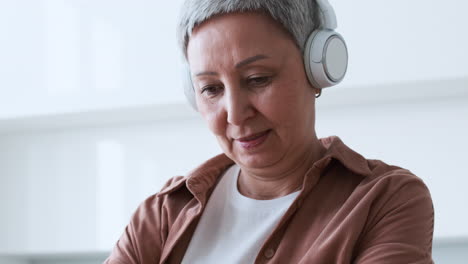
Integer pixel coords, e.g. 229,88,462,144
247,75,272,87
201,85,223,97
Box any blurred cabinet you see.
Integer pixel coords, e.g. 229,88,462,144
0,113,221,254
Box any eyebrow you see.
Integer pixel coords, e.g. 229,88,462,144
194,54,270,77
235,54,269,68
195,71,217,77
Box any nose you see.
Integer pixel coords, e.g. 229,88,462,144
225,87,255,126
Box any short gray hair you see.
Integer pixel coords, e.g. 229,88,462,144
177,0,320,59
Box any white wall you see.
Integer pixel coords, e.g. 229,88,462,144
0,0,467,118
0,118,221,252
0,0,186,118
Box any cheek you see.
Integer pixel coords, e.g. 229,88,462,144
261,84,299,116
264,83,314,127
200,106,227,137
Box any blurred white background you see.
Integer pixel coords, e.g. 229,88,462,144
0,0,467,263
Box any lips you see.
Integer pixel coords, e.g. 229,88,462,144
238,130,270,141
236,130,271,149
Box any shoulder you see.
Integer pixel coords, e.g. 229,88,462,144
128,175,190,224
351,159,434,262
364,159,431,199
357,159,434,240
140,153,235,210
157,175,188,197
327,154,433,222
106,155,234,263
320,136,433,214
127,175,189,214
129,175,194,228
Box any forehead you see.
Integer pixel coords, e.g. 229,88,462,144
186,12,297,67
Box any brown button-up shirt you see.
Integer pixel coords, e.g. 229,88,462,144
105,136,434,263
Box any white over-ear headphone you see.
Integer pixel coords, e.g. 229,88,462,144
304,0,348,90
183,0,348,111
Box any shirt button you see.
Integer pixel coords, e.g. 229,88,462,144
264,248,275,259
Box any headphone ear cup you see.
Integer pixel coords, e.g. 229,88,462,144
183,64,198,111
304,29,348,89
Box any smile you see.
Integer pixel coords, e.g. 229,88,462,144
237,130,271,149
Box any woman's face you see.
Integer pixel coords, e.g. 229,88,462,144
187,12,318,170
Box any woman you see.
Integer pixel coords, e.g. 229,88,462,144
105,0,434,263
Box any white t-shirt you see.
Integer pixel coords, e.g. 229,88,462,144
181,164,299,264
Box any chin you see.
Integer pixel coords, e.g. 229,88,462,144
219,136,283,169
233,151,281,170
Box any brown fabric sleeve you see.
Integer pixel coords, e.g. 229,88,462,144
353,175,434,264
103,176,187,264
103,193,164,264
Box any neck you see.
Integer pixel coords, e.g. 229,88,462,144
237,139,326,200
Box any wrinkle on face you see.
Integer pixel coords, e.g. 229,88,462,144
186,12,320,183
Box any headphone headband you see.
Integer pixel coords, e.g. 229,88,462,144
316,0,337,29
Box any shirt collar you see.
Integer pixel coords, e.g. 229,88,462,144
318,136,372,177
160,136,371,202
